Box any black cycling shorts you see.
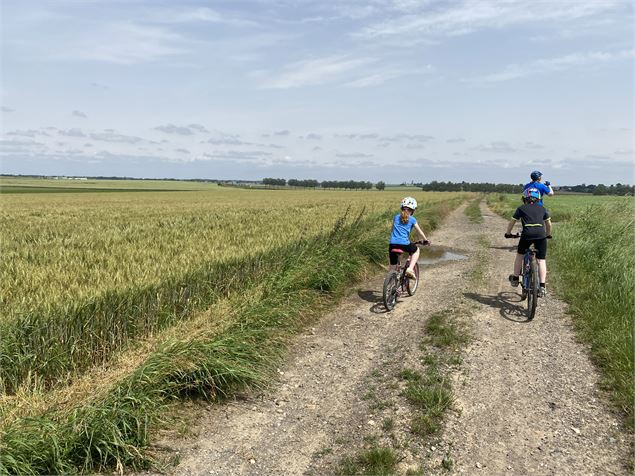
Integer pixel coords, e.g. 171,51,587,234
517,238,547,260
388,243,418,265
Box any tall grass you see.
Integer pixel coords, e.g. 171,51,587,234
550,203,634,421
487,193,634,423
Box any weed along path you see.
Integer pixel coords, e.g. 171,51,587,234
158,202,630,476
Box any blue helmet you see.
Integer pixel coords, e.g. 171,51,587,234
524,187,541,202
530,170,542,181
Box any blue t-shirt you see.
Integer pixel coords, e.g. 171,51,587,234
523,182,550,205
389,214,416,245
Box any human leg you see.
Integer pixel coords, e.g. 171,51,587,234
537,259,546,283
407,247,420,273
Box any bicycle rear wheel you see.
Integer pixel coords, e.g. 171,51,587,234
527,257,539,320
406,262,420,296
383,272,399,311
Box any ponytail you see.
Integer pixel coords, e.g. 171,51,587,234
400,208,410,224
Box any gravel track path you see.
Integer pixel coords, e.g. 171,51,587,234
158,202,630,476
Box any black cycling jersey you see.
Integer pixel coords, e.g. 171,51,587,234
512,203,550,239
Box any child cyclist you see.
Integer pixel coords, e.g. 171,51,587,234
505,189,553,297
389,197,431,278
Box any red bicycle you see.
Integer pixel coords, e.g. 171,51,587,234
382,240,430,311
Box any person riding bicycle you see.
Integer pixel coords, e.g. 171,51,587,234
505,189,552,297
523,170,554,206
389,197,430,279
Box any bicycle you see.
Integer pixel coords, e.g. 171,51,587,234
505,233,550,320
383,240,430,311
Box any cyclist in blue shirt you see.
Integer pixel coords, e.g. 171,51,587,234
523,170,554,206
389,197,430,279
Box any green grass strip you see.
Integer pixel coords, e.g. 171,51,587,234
464,197,484,223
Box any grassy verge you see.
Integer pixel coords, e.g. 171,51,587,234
464,198,483,223
486,194,634,425
549,203,634,422
0,200,464,475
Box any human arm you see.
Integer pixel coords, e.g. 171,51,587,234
413,223,429,242
505,218,517,237
543,181,554,196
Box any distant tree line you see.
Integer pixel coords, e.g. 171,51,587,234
420,181,523,193
262,177,287,186
321,180,374,190
262,178,379,190
558,183,634,195
288,179,319,188
420,180,634,196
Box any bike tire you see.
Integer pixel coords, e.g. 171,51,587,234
383,272,399,311
406,262,420,296
527,257,539,320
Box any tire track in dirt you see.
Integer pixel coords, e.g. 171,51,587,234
156,202,630,475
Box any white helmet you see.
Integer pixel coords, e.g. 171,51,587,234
401,196,417,210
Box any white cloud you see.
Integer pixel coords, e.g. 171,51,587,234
7,129,49,137
257,55,376,89
72,110,87,118
52,22,187,64
346,64,434,88
148,6,257,27
155,124,194,135
58,128,87,138
90,130,144,144
468,49,635,83
474,141,518,153
335,152,374,158
357,0,627,40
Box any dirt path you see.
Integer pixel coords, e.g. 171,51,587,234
159,203,630,475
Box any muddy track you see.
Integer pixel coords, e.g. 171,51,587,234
157,203,630,476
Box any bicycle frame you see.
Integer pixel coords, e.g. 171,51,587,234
394,255,413,292
521,249,534,290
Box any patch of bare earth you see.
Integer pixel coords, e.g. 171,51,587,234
153,202,630,476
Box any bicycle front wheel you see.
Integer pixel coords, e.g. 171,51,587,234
406,263,420,296
383,272,399,311
527,257,539,320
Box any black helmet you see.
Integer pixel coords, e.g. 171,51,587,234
530,170,542,181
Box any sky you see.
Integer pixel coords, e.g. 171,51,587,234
1,0,633,184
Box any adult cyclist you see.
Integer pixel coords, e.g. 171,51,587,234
523,170,554,206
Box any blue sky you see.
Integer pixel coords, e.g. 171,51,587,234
1,0,633,184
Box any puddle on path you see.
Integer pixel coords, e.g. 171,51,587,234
418,246,468,266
